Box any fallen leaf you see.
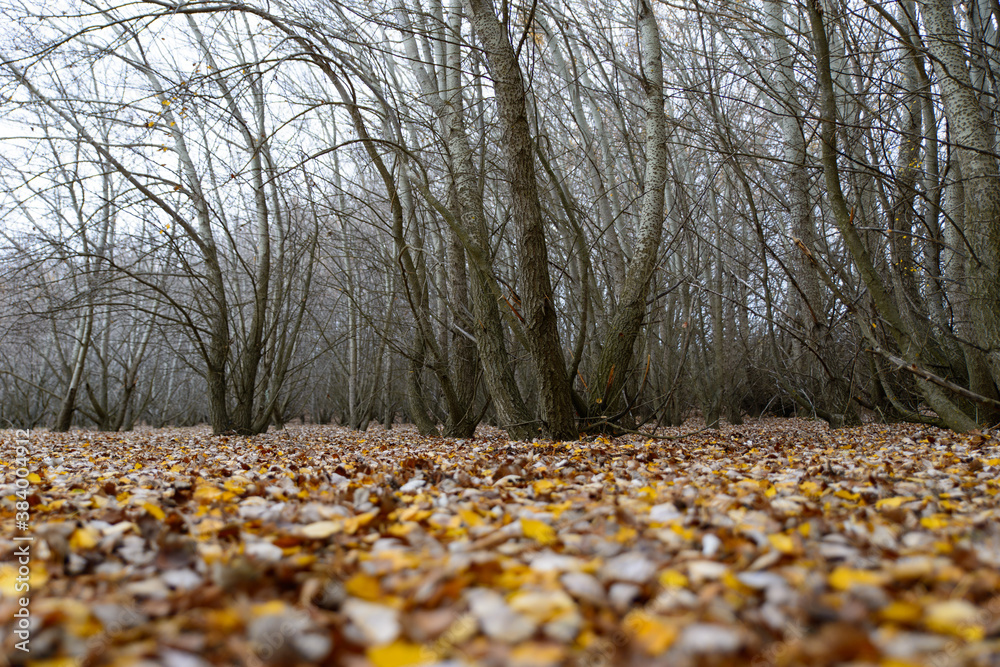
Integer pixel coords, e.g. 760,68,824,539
300,520,342,539
521,518,556,546
367,641,431,667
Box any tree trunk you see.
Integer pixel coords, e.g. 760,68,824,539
585,0,668,425
54,314,93,432
920,0,1000,394
809,0,976,431
395,1,535,438
464,0,577,440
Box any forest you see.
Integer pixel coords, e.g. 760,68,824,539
2,0,1000,437
3,2,1000,665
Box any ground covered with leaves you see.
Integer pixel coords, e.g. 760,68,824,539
2,418,1000,667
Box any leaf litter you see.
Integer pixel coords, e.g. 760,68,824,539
2,418,1000,666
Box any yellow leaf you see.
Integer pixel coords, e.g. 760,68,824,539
623,610,678,655
292,554,316,567
828,567,887,591
367,641,431,667
194,484,223,503
521,518,556,546
69,526,100,550
533,479,556,496
0,565,20,597
835,489,860,501
25,658,80,667
509,590,577,623
344,572,381,600
458,509,483,526
637,485,656,500
251,600,289,617
223,479,245,494
27,472,41,484
399,507,432,522
920,515,949,530
659,569,688,589
614,526,637,543
879,601,922,624
204,607,242,632
576,629,600,649
301,520,343,539
141,502,165,521
194,517,225,535
768,533,797,555
508,642,566,666
924,600,984,640
876,496,915,510
497,564,534,590
387,522,417,537
344,510,379,535
670,523,695,541
799,480,822,497
372,549,421,573
723,570,754,594
547,500,573,519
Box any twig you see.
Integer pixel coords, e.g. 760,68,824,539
872,346,1000,409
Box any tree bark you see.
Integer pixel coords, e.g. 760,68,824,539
462,0,577,439
920,0,1000,393
809,0,976,431
585,0,668,425
396,1,535,438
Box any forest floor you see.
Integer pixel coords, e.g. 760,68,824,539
1,418,999,667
